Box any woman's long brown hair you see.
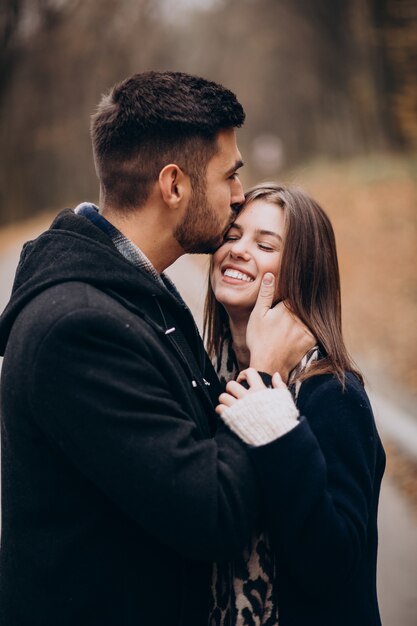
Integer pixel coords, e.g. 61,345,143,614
204,183,363,387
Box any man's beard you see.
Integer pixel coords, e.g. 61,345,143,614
174,185,233,254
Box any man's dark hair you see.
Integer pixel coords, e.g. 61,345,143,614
91,71,245,209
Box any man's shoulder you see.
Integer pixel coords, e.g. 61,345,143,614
13,281,145,345
25,281,111,315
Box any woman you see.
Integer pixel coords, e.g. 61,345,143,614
204,183,385,626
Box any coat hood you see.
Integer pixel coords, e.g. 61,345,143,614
0,209,183,355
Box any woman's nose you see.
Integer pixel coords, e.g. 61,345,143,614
229,238,250,260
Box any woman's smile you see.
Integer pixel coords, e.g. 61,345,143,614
221,265,255,284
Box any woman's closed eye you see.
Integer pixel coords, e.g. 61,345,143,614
258,242,275,252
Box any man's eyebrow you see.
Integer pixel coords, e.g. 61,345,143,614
226,159,244,176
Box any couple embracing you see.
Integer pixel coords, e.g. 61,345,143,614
0,71,385,626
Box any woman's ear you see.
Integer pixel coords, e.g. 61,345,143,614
158,164,191,209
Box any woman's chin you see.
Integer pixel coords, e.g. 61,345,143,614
212,279,259,312
216,293,256,313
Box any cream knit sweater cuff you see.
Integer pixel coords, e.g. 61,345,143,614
221,387,300,446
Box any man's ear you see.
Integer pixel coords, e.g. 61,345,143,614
158,164,191,209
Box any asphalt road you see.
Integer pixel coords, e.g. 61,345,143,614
1,233,417,625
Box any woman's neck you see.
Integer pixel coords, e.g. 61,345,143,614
229,313,250,371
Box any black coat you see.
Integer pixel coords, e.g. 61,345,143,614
250,373,385,626
0,210,259,626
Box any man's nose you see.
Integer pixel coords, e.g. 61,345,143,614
231,177,245,209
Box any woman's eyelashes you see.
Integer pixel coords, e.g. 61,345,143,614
257,243,275,252
223,233,276,252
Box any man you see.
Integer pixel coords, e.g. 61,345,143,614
0,71,311,625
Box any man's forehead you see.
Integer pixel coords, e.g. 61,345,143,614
214,128,243,166
216,127,237,147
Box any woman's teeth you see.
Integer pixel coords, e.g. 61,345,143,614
223,268,254,282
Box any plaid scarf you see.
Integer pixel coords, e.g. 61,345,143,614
74,202,185,304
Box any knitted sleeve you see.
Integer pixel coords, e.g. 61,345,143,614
220,386,300,446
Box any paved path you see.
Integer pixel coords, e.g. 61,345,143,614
1,231,417,625
377,477,417,624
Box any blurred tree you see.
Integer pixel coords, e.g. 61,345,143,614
0,0,24,101
372,0,417,147
0,0,415,226
0,0,171,224
174,0,395,164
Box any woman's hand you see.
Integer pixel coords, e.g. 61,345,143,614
215,368,286,415
247,273,315,382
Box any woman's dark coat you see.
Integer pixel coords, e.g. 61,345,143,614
251,373,385,625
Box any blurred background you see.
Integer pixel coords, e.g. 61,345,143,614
0,0,416,623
